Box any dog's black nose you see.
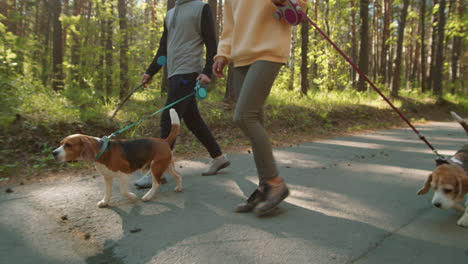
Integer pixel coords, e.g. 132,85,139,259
433,202,442,208
52,150,59,157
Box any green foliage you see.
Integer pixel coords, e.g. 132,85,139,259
14,79,81,126
33,143,56,169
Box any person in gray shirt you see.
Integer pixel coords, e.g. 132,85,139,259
135,0,230,188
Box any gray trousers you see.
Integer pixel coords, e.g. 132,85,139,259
233,60,283,183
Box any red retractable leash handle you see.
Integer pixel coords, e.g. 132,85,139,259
274,0,446,163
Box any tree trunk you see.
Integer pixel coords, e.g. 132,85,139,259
371,0,378,81
0,0,8,20
96,0,105,98
32,0,42,78
450,0,463,93
51,0,64,91
118,0,130,99
41,0,51,86
380,0,391,85
8,0,18,35
70,0,83,85
9,0,25,73
63,0,70,55
357,0,369,91
410,13,420,85
105,0,113,99
390,0,410,98
325,0,330,36
350,0,357,85
419,0,427,92
309,0,319,85
300,12,309,95
433,0,446,98
427,0,438,91
18,0,25,36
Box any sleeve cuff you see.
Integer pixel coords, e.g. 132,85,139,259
214,55,231,64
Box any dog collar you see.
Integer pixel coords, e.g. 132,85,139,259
95,136,110,160
450,157,464,168
450,157,463,168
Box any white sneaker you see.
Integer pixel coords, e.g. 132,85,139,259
134,171,167,188
202,155,230,176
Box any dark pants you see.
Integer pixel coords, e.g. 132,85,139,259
160,72,222,158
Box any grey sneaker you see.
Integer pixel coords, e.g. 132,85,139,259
254,180,289,216
235,189,265,213
134,171,167,189
202,155,230,176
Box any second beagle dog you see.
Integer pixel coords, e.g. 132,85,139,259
417,112,468,227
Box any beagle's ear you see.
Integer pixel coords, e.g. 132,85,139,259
417,174,433,195
80,136,97,161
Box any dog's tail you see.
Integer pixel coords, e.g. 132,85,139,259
165,108,180,146
450,111,468,135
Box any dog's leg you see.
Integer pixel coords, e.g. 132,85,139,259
119,174,139,201
457,196,468,227
97,174,113,208
142,162,164,202
167,160,182,192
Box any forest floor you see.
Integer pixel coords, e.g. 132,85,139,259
1,96,467,186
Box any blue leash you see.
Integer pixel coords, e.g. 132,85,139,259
96,80,208,160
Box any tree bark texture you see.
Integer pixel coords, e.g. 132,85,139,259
391,0,410,98
357,0,369,91
51,0,64,91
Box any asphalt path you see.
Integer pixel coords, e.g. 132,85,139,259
1,121,467,264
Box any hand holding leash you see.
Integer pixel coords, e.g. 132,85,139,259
273,0,304,26
213,57,228,78
196,73,211,85
194,80,208,100
141,74,152,88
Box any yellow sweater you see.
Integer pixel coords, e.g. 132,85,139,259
215,0,309,67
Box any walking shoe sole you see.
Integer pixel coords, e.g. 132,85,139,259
235,204,257,213
135,177,167,189
202,161,231,176
255,188,289,216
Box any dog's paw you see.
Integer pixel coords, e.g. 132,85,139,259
457,213,468,227
126,192,139,201
174,186,182,192
141,194,152,202
97,200,109,208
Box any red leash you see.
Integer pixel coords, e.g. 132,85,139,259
275,0,446,162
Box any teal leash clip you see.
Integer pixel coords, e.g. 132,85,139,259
96,80,208,160
194,80,208,99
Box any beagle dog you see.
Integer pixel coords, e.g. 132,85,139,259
52,108,182,208
417,112,468,227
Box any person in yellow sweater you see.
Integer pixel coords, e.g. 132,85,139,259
213,0,308,216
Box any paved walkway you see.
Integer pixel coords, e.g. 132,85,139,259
1,121,467,264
